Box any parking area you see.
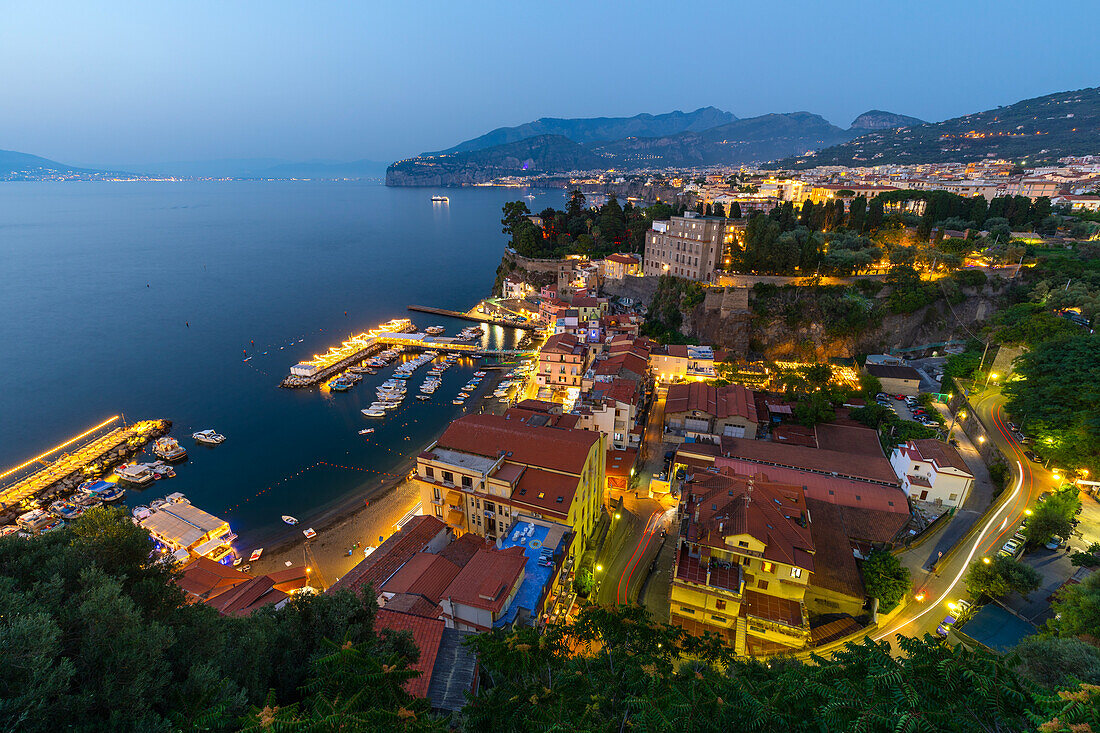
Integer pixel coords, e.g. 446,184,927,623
874,393,943,430
1003,546,1076,625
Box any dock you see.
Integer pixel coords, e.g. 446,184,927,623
0,417,170,519
407,304,539,331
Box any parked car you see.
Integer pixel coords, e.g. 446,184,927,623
1000,539,1023,557
1046,535,1065,550
936,614,957,638
1007,422,1019,432
1038,491,1052,503
1025,450,1041,463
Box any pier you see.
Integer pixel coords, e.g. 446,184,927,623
407,304,539,331
0,417,170,518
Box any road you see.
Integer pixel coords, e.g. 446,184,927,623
870,386,1055,642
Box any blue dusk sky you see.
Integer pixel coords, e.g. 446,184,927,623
2,0,1098,165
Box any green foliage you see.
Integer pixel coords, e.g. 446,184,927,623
860,551,910,612
944,350,983,380
1070,542,1100,568
793,392,835,427
642,275,704,344
1046,569,1100,643
0,508,407,732
501,193,659,259
1003,334,1100,474
1013,635,1100,690
858,372,882,398
964,555,1041,600
885,265,938,313
1024,486,1081,548
574,566,593,596
988,462,1010,493
991,302,1081,345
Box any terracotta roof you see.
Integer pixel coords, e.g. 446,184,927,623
665,383,758,423
327,515,450,595
381,552,462,603
594,351,648,379
814,423,886,458
438,533,491,568
540,333,584,356
908,439,973,475
606,449,637,481
441,546,527,613
606,253,639,264
864,364,921,381
177,557,250,600
684,468,814,571
741,588,804,628
512,468,579,517
804,499,864,599
771,425,818,448
514,399,560,414
719,436,899,486
375,609,446,700
208,575,289,617
382,592,444,619
832,504,909,544
810,616,864,646
435,414,600,475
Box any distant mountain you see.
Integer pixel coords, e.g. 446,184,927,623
849,110,925,131
96,158,389,179
773,87,1100,169
387,134,605,186
591,112,859,167
0,148,102,178
435,107,737,154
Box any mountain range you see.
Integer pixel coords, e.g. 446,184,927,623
769,87,1100,169
386,107,925,186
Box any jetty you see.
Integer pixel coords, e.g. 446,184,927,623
407,304,539,331
0,417,170,518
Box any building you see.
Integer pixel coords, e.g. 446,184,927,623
536,333,589,393
890,439,975,506
670,468,815,654
602,253,641,280
138,495,237,564
374,609,480,713
1053,194,1100,212
415,414,605,558
642,213,740,282
176,557,311,616
863,363,922,395
663,382,759,442
328,515,454,596
571,295,609,323
572,377,642,450
501,276,535,300
650,344,726,384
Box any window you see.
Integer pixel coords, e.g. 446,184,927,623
711,615,726,623
433,487,441,502
433,505,443,518
948,493,958,501
485,500,495,512
679,606,696,615
461,476,472,488
762,561,773,573
538,492,545,499
757,580,769,591
425,466,434,478
715,599,726,611
738,540,749,548
790,567,803,579
442,471,454,484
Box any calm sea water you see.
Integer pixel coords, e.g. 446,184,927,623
0,181,562,544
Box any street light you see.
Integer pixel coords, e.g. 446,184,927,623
596,564,603,573
982,557,991,564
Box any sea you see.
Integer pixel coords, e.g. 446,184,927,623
0,181,563,545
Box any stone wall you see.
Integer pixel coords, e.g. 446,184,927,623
716,272,888,288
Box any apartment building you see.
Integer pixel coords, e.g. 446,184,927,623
572,378,642,450
890,439,975,507
536,333,590,392
642,212,739,282
415,414,605,559
602,253,641,280
650,343,726,384
670,468,815,654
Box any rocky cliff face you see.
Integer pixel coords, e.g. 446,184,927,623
848,109,925,131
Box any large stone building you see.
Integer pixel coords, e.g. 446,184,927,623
642,213,740,282
663,382,759,441
414,414,605,560
536,333,589,393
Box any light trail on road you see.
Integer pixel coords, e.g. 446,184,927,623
617,511,661,605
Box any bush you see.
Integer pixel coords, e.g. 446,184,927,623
952,268,988,288
988,463,1009,493
964,555,1041,600
861,550,911,613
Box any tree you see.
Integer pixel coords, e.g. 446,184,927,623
1047,569,1100,643
848,195,867,232
861,550,910,612
711,201,725,218
500,200,531,237
866,196,884,231
793,392,835,427
964,555,1041,600
729,201,742,219
566,189,586,217
1024,487,1080,548
1013,635,1100,689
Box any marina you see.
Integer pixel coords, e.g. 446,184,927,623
407,304,540,331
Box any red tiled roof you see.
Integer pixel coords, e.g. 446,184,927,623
684,468,814,571
665,383,758,423
606,253,639,265
606,449,637,480
381,552,462,603
512,468,579,517
375,609,446,699
441,547,527,613
208,575,289,617
814,423,886,458
327,515,450,595
540,333,584,356
438,533,491,568
383,592,444,619
435,414,600,475
771,425,818,448
514,399,560,414
177,557,251,600
810,616,864,646
804,498,864,599
832,504,909,544
908,439,972,475
718,436,899,486
741,588,804,628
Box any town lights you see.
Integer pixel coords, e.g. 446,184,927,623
914,592,926,602
614,513,621,520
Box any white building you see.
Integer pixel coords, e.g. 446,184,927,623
890,439,975,507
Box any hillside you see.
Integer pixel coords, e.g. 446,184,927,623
849,109,925,130
435,107,736,154
386,134,605,186
0,148,99,179
774,87,1100,168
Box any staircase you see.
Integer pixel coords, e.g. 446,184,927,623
735,617,747,657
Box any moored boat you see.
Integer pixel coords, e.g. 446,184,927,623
152,436,188,461
114,463,152,485
302,527,317,539
282,515,299,526
249,548,264,562
192,429,226,445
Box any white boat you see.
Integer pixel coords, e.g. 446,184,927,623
152,436,188,461
114,464,154,486
249,548,264,561
358,428,375,435
282,515,298,526
193,429,226,445
303,527,317,539
362,409,386,417
425,325,446,335
431,195,448,203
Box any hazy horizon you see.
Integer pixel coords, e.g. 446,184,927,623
3,0,1099,167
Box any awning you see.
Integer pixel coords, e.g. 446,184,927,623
193,536,228,558
445,490,463,506
446,509,465,527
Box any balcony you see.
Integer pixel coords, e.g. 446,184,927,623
674,545,743,596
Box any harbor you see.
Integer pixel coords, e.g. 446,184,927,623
0,416,169,521
407,303,540,331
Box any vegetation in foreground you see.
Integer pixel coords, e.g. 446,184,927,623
4,509,1100,731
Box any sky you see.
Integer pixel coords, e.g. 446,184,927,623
2,0,1098,166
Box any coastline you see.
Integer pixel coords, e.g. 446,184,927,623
247,364,518,586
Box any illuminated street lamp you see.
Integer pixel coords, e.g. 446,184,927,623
982,557,991,564
595,564,604,573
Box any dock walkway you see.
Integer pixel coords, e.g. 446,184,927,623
407,304,538,331
0,418,169,517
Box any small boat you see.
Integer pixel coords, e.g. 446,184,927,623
416,395,431,401
362,409,386,417
327,378,353,392
358,428,375,435
149,498,168,511
302,528,317,539
153,436,188,461
282,515,299,526
431,195,449,203
452,398,466,405
232,556,243,567
425,325,446,335
114,464,153,486
249,548,264,562
474,371,487,377
50,501,84,521
193,430,226,445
